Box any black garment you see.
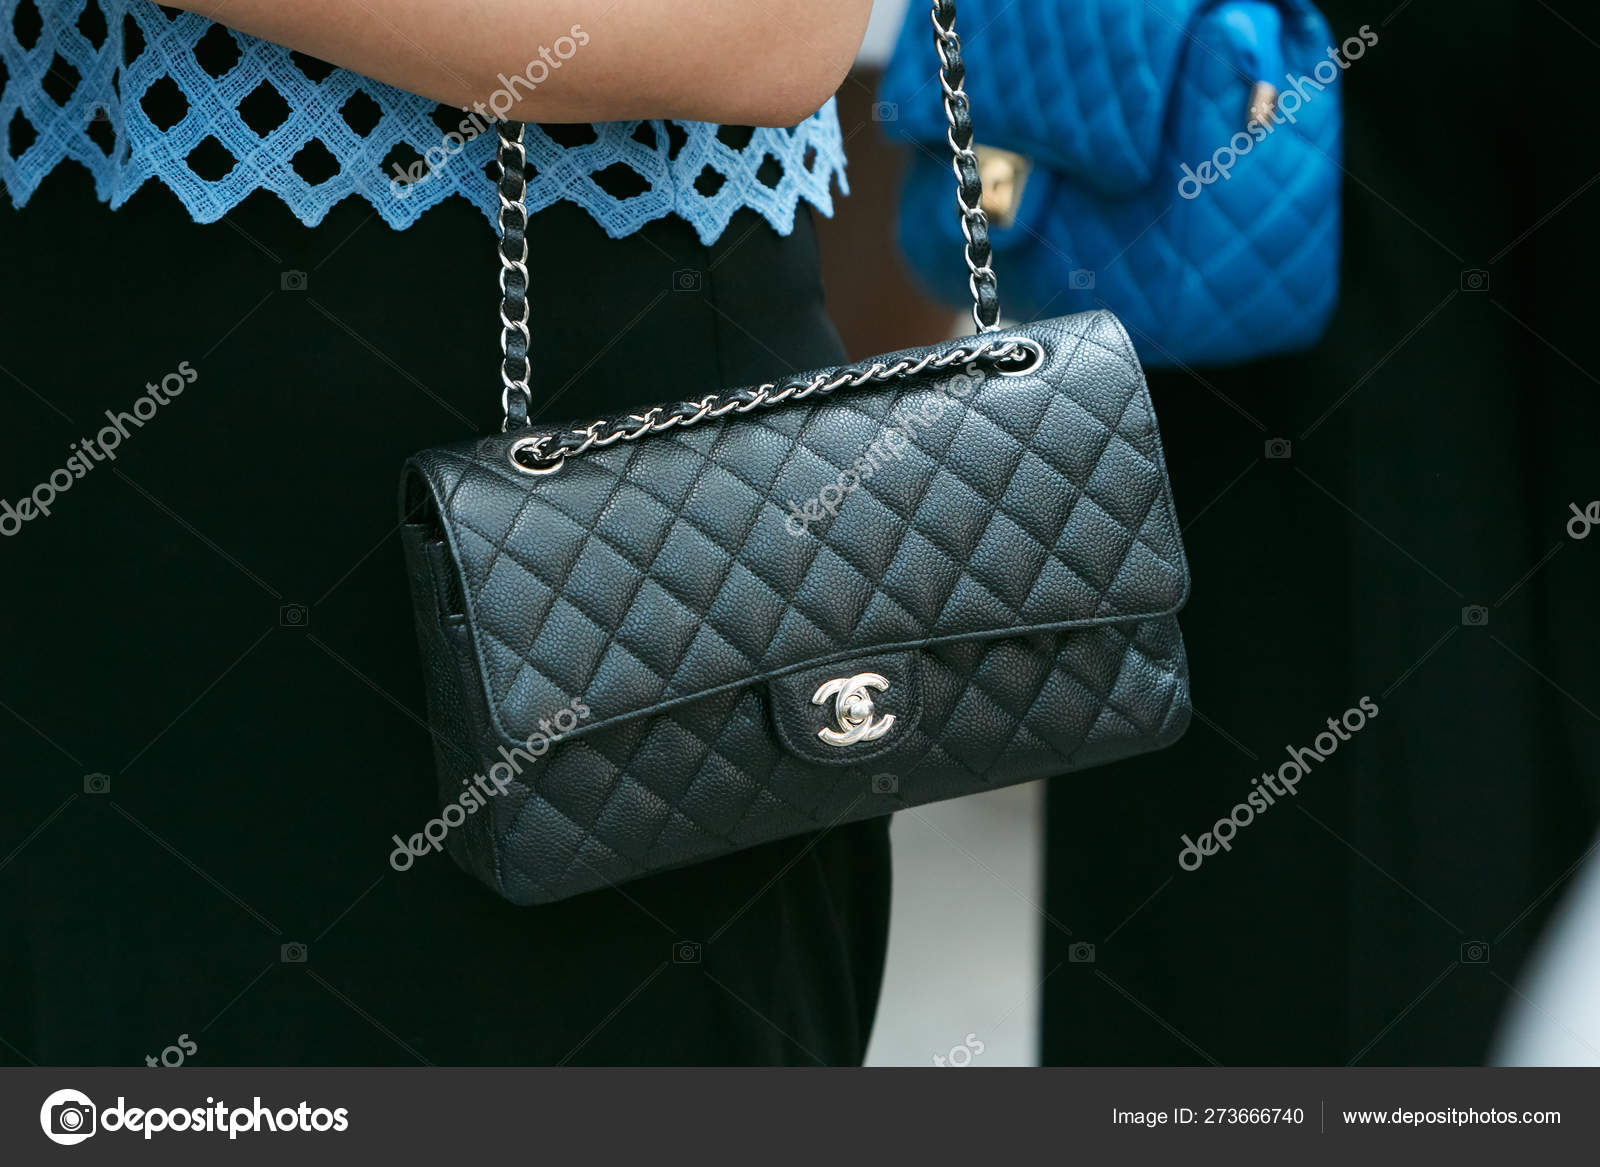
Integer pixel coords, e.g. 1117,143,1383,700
0,166,891,1066
1042,0,1600,1064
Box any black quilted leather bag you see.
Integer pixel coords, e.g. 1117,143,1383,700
399,0,1192,905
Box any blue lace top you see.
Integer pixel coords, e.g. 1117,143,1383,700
0,0,848,242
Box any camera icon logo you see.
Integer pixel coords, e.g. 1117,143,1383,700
1068,268,1096,291
871,101,899,122
672,940,702,964
281,942,308,963
1459,268,1489,292
1461,605,1489,627
870,772,899,795
281,269,309,292
40,1088,97,1145
1265,438,1293,460
671,268,703,292
1068,941,1096,963
83,772,111,795
1460,940,1490,964
279,603,309,628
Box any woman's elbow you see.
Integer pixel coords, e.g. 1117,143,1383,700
676,8,871,128
464,4,871,129
735,46,862,127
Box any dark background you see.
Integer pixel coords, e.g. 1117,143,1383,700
1036,0,1600,1064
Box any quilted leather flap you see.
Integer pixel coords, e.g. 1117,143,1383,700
878,0,1329,195
404,310,1189,749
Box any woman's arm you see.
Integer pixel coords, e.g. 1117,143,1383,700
164,0,874,127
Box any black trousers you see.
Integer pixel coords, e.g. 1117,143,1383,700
0,167,891,1066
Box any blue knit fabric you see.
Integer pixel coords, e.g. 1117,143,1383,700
0,0,848,242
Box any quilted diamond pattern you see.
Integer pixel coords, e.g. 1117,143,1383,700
878,0,1342,367
403,310,1191,904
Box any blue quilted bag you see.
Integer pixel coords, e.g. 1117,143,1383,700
879,0,1347,367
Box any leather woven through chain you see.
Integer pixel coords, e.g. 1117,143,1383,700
491,0,1002,448
496,125,532,430
930,0,1000,333
506,338,1034,472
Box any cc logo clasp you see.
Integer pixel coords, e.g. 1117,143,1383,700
812,672,895,747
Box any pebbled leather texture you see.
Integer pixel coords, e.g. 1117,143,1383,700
402,310,1192,904
878,0,1343,368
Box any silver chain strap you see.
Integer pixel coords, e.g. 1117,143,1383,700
496,123,532,426
505,336,1039,475
930,0,1001,333
495,0,1017,470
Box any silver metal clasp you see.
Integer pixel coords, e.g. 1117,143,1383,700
812,673,896,747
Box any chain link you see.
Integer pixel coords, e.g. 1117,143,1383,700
505,338,1035,472
494,0,1008,459
496,122,532,429
931,0,1001,332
